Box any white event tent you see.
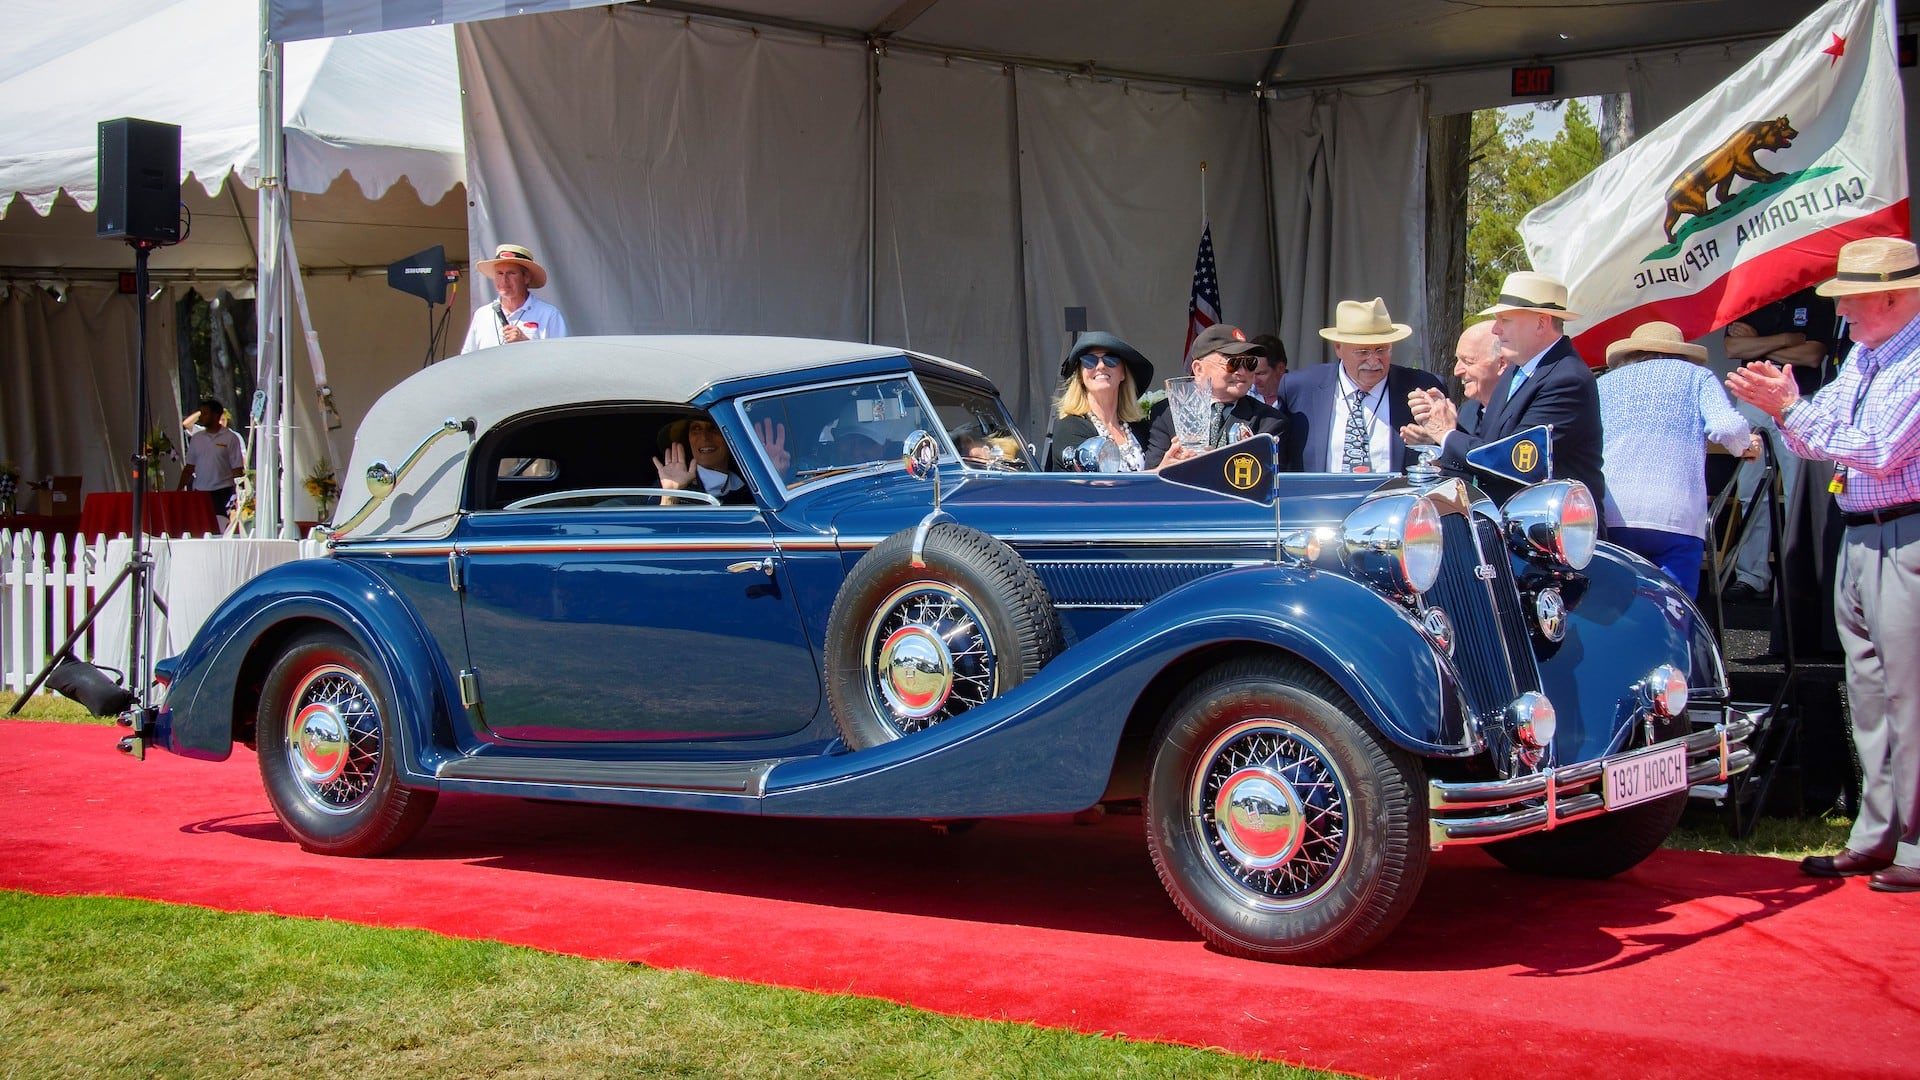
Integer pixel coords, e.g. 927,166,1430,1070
0,0,465,524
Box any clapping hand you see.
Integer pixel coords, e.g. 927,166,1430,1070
652,443,694,489
1400,387,1456,446
1725,360,1800,420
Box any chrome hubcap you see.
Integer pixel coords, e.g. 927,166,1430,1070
1212,767,1306,870
282,663,382,816
1191,719,1351,911
862,581,996,737
878,625,955,719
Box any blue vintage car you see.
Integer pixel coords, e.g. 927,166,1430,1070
142,336,1759,964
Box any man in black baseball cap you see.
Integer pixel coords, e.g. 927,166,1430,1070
1144,324,1289,468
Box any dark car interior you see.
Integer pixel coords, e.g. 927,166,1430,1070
468,404,734,511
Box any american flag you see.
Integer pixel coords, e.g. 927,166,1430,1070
1185,221,1220,360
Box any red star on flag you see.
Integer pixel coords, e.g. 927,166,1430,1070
1823,31,1847,66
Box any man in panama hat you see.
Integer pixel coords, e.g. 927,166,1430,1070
1275,297,1443,473
460,242,571,354
1402,270,1606,510
1728,235,1920,893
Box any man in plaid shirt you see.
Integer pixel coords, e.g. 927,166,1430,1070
1729,236,1920,893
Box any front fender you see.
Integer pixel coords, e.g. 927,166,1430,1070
155,557,454,787
1533,542,1712,764
762,565,1469,818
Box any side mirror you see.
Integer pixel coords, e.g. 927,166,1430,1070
364,460,396,498
902,430,941,480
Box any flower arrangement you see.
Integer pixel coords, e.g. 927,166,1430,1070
142,427,174,459
303,458,340,521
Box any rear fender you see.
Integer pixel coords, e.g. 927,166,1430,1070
155,558,453,786
762,565,1469,817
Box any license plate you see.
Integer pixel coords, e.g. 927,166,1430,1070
1603,743,1689,810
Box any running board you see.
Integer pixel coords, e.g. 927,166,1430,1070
435,755,781,795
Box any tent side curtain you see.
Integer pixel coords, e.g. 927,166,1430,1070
269,0,601,41
464,5,1390,438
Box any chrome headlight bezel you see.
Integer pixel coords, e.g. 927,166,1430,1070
1340,493,1445,596
1502,480,1598,570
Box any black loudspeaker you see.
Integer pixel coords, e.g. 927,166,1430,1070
97,117,181,245
388,245,450,305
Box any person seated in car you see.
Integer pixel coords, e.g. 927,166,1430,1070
653,415,754,505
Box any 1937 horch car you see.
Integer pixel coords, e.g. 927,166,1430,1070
141,337,1759,964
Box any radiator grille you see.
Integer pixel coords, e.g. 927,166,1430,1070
1423,513,1540,719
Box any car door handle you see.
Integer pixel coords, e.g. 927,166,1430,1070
727,558,775,577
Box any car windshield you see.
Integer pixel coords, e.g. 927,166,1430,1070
742,377,932,491
921,380,1032,471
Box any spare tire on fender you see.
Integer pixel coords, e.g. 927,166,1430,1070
826,523,1061,749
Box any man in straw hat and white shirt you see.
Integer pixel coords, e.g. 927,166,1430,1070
1727,235,1920,893
1402,270,1607,511
460,243,570,354
1597,321,1755,599
1275,298,1443,473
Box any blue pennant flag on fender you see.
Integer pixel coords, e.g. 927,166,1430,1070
1156,433,1280,505
1465,425,1554,486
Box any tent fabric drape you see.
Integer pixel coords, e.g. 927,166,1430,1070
1266,84,1430,374
269,0,599,42
0,0,462,215
0,284,178,493
460,10,870,344
1014,71,1274,418
873,53,1028,422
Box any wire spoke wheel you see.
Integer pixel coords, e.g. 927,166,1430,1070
1145,658,1427,964
862,581,998,737
257,632,435,856
282,663,385,816
1192,719,1352,911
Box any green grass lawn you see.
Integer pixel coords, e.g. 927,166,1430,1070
0,892,1323,1079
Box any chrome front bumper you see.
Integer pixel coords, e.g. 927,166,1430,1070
1427,703,1764,848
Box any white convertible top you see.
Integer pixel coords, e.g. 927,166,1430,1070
334,336,944,540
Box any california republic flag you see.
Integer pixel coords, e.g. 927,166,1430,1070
1520,0,1907,362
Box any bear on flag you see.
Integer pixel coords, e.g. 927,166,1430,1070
1519,0,1908,362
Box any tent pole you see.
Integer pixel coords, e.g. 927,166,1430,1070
256,1,285,538
866,40,878,345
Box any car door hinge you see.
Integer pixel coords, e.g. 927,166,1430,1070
459,669,482,711
448,551,466,593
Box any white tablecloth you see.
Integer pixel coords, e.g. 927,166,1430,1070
91,537,311,671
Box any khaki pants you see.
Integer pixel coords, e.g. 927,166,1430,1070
1836,514,1920,868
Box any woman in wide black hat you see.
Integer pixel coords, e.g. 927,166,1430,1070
1047,332,1153,471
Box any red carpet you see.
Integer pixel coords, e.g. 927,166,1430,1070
2,719,1915,1077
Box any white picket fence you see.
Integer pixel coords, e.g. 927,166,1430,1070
0,529,185,692
2,529,325,695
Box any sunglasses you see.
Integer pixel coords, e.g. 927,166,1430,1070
1079,353,1123,369
1205,354,1260,372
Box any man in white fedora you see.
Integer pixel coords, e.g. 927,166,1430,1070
1274,298,1443,473
1402,270,1606,510
460,242,571,354
1727,235,1920,893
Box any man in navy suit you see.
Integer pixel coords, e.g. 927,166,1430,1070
1276,298,1444,473
1403,271,1607,510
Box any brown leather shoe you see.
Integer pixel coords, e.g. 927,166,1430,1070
1869,865,1920,892
1801,849,1893,877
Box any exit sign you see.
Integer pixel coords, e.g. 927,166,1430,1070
1512,65,1555,97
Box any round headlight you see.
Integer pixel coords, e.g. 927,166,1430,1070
1339,493,1447,596
1511,691,1557,750
1559,482,1598,569
1402,496,1444,593
1502,480,1597,570
1646,664,1688,717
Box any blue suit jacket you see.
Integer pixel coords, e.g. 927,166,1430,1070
1275,362,1446,473
1437,336,1606,508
